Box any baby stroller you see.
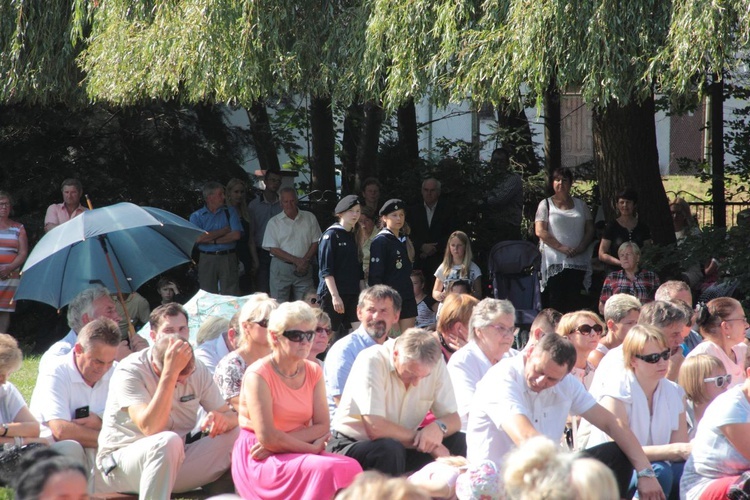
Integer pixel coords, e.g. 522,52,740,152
488,240,542,349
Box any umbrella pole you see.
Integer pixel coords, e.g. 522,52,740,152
98,236,138,342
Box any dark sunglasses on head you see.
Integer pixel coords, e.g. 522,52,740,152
282,330,315,343
704,374,732,388
572,324,604,337
635,349,671,364
316,327,331,335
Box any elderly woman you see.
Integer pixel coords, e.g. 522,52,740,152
535,168,595,313
308,309,333,366
0,334,45,447
687,298,748,388
231,301,362,499
589,294,641,369
678,354,729,439
598,187,652,270
557,311,605,389
434,293,479,361
447,298,517,431
582,325,689,499
0,192,28,333
214,293,277,410
599,242,660,315
680,355,750,499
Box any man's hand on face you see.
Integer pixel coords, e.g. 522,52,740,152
162,337,192,380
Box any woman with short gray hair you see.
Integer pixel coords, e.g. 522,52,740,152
447,298,518,431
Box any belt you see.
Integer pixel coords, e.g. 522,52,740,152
273,258,295,265
199,249,235,256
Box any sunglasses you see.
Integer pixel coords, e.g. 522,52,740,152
572,324,604,337
308,297,319,305
316,327,331,335
282,330,315,343
704,374,732,388
635,349,671,364
254,319,269,328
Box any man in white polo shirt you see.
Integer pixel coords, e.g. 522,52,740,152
30,317,120,488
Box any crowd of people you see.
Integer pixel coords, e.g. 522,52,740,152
1,164,749,500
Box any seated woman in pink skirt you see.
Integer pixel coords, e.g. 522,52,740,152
232,301,362,500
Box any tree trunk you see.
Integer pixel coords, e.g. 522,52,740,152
497,100,541,175
356,100,383,182
710,75,725,228
246,100,280,173
397,98,420,165
543,85,561,177
309,96,336,193
341,102,364,194
592,95,675,245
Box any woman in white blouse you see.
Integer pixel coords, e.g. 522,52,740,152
447,298,517,431
687,298,748,388
581,324,689,499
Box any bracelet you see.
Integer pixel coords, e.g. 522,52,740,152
1,423,7,437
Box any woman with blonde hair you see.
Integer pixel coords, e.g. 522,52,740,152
434,293,479,360
688,297,748,388
226,178,259,294
581,324,689,499
556,310,605,389
678,354,729,438
0,334,45,448
232,301,361,499
214,293,278,409
432,231,482,301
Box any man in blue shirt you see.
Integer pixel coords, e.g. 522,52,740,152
324,285,401,421
190,182,243,295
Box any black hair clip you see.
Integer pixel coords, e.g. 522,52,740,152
695,302,711,325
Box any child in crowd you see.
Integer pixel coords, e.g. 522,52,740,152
433,231,482,301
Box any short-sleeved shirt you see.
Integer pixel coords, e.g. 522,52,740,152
214,350,248,402
599,269,660,306
39,329,78,375
189,205,243,252
447,341,518,431
602,219,651,260
466,353,596,468
44,203,87,227
96,347,225,466
333,339,457,442
262,209,321,259
30,350,115,442
686,341,746,389
248,195,282,247
0,382,27,424
317,224,363,297
195,335,231,375
416,296,437,328
324,326,377,419
434,262,482,289
681,386,750,500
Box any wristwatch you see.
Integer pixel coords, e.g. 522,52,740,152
434,419,448,435
636,468,656,479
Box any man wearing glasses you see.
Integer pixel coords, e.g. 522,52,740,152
96,313,238,498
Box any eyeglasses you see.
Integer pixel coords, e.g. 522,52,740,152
704,374,732,388
282,330,315,343
635,349,671,364
0,202,9,207
315,327,331,335
254,319,269,328
724,317,748,323
485,323,515,336
571,324,604,337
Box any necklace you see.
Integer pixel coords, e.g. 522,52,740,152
270,357,301,379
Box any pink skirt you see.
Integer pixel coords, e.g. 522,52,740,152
232,428,362,500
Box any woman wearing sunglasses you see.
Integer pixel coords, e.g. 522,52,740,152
581,325,689,499
681,352,750,499
678,354,729,439
232,301,362,499
214,293,278,410
686,298,748,388
557,310,606,389
308,309,333,366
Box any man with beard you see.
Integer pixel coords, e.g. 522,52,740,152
324,285,401,421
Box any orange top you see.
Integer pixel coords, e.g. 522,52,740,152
249,359,321,433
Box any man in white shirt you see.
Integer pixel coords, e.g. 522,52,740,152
262,187,321,302
328,328,464,476
466,333,664,500
195,311,240,375
30,318,120,490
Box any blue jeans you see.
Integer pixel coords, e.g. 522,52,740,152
630,460,685,500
